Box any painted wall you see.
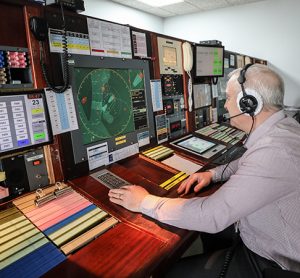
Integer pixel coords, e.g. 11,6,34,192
164,0,300,107
83,0,164,33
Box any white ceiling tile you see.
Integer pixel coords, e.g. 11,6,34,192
160,1,200,15
186,0,228,10
110,0,268,18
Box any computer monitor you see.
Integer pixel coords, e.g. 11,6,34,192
0,91,53,157
66,55,155,171
194,45,224,77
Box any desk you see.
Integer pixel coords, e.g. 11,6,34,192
45,154,215,277
1,154,216,277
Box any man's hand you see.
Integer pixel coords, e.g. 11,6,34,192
177,171,213,196
108,185,149,212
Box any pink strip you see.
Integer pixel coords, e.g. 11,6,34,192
31,198,90,225
25,193,85,219
38,200,92,231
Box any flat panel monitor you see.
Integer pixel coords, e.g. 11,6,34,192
195,45,224,77
171,135,216,156
0,91,53,157
68,55,155,165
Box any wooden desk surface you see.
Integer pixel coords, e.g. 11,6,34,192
2,154,216,277
43,155,204,277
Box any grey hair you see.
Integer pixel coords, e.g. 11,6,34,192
228,64,284,110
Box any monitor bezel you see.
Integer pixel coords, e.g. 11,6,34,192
67,54,155,166
0,90,53,158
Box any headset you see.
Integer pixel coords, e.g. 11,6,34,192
237,63,263,116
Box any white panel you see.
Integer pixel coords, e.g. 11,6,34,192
185,0,228,10
160,2,200,15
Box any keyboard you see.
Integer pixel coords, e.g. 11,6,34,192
90,169,129,189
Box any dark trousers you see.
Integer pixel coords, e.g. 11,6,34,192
164,236,280,278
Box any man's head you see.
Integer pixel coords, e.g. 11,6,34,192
225,64,284,133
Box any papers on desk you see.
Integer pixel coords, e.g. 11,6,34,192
161,154,202,176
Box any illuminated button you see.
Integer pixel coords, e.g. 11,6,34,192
33,160,41,166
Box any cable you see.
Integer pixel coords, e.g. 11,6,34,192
212,77,218,85
220,116,254,183
218,116,255,278
40,1,69,94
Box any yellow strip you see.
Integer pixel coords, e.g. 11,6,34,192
0,207,19,220
0,237,47,269
147,147,170,158
165,174,189,190
61,217,118,255
0,227,40,253
53,212,108,246
0,214,26,231
115,135,126,141
0,219,31,238
159,172,186,188
151,149,174,160
116,139,126,145
0,223,33,245
142,145,164,155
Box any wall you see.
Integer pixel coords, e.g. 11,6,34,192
83,0,164,33
164,0,300,107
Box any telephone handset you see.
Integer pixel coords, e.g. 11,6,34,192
29,8,69,94
182,42,193,72
182,42,193,112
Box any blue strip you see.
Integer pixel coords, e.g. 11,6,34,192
0,242,65,278
43,204,96,236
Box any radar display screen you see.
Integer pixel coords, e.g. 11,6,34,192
74,68,146,145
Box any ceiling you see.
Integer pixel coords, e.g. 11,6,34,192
111,0,267,18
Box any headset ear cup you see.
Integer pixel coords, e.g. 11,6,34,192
237,89,263,116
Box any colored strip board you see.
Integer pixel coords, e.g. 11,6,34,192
0,228,41,254
49,210,108,246
37,200,92,231
0,237,48,269
0,207,19,220
61,217,118,255
0,242,65,278
1,222,34,245
43,204,97,235
0,218,31,238
12,186,57,209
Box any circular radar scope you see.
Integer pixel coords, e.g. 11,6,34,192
76,68,138,145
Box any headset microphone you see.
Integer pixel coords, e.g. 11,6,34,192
223,111,247,122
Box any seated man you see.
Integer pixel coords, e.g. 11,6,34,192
109,64,300,277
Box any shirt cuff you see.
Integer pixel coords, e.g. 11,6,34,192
208,169,217,182
140,194,162,217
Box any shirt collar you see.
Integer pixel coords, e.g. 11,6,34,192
244,110,286,148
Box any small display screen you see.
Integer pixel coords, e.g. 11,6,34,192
174,136,215,155
0,92,52,156
195,45,224,77
163,46,177,66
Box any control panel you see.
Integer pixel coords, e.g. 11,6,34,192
161,74,186,139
